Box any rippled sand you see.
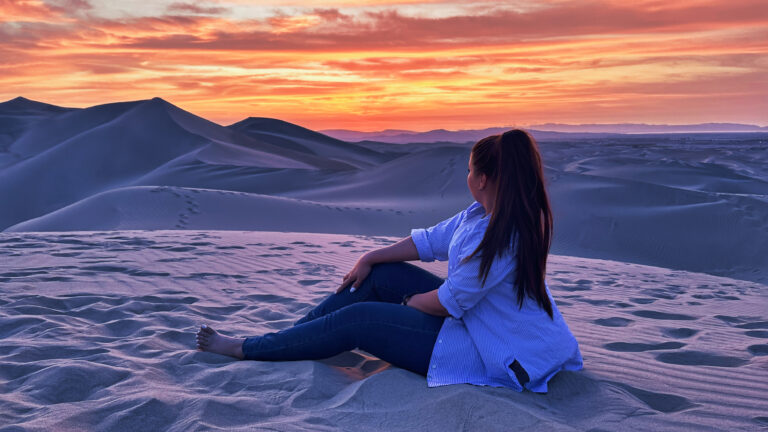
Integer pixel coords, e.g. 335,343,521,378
2,230,766,431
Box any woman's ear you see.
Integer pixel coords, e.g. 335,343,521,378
479,173,487,190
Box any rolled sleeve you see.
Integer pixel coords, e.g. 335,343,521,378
410,204,471,262
410,228,435,262
437,279,465,318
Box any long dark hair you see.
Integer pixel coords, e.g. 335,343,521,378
461,129,554,318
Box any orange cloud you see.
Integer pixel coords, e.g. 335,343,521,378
0,0,766,130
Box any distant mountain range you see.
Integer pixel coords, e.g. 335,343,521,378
321,123,768,144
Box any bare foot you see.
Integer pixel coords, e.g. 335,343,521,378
196,324,245,360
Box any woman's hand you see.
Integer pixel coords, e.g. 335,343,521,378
336,254,373,294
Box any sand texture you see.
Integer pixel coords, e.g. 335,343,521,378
1,231,767,431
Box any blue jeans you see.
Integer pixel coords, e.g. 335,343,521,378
241,262,446,376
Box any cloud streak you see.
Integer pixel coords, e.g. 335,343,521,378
1,0,766,129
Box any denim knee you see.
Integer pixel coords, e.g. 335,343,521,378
365,261,407,284
355,261,392,290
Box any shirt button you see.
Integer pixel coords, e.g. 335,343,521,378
438,339,442,343
432,365,437,369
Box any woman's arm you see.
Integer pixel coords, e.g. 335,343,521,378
337,236,420,293
407,289,450,316
369,238,450,316
362,235,420,264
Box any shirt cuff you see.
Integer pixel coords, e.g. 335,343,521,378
437,280,464,319
410,228,435,262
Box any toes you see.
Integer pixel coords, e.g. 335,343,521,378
196,334,210,347
194,324,221,352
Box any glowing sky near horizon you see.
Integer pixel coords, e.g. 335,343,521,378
1,0,766,131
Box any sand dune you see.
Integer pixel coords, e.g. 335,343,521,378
6,186,427,235
0,97,76,167
1,97,767,430
1,231,766,431
0,98,389,231
230,117,391,169
1,99,764,283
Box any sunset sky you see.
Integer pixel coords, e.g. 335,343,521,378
1,0,766,131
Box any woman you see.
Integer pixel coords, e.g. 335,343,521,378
196,129,582,392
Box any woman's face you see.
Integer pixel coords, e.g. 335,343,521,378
467,152,484,202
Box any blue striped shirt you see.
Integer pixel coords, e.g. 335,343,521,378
411,201,583,392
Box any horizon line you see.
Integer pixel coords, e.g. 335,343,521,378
3,95,767,132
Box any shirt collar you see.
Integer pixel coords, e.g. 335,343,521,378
469,201,491,220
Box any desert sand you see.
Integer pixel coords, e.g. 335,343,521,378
1,97,767,430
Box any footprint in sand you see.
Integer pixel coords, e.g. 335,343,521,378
630,297,657,305
736,321,768,329
298,280,325,286
604,341,685,352
661,328,699,338
593,317,633,327
744,330,768,338
576,298,614,306
78,265,170,278
183,272,246,280
605,381,696,413
639,288,679,300
188,242,214,247
274,269,300,277
558,279,593,292
631,310,698,320
654,351,748,367
714,315,746,324
747,344,768,356
168,246,196,252
0,270,49,278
